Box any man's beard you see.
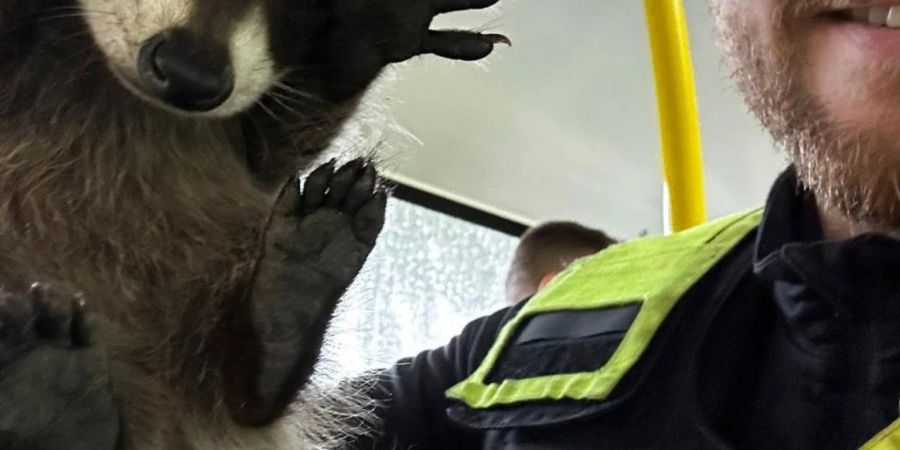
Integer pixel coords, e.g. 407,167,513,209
713,3,900,229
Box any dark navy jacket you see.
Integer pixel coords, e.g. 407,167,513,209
348,167,900,449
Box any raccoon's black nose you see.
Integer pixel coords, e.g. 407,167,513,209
138,30,234,112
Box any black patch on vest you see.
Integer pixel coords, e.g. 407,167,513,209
486,303,640,383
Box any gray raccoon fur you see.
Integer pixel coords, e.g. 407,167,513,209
0,0,504,448
0,23,363,450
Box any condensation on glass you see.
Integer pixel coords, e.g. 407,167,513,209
324,198,518,378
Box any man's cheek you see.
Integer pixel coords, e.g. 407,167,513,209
713,0,773,27
714,0,779,55
800,21,900,132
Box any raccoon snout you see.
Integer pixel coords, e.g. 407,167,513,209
137,29,235,113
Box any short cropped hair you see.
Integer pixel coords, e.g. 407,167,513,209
504,221,616,305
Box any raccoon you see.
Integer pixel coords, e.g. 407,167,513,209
0,0,507,449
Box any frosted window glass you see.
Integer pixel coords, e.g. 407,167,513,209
329,198,518,377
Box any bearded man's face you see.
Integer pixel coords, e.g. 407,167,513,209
713,1,900,227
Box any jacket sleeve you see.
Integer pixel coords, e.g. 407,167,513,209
344,304,520,449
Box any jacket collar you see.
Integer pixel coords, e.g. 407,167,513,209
753,165,900,325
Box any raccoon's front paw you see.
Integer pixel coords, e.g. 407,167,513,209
0,285,119,450
280,157,386,282
315,0,508,99
357,0,510,63
228,158,385,427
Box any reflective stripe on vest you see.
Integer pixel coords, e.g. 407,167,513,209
862,419,900,450
445,208,764,408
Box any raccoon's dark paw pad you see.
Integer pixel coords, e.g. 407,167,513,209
299,157,386,246
0,284,90,368
267,157,386,282
0,286,119,450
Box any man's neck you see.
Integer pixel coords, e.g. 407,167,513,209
817,202,900,241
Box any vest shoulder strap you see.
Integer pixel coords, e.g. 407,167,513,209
446,208,764,409
862,419,900,450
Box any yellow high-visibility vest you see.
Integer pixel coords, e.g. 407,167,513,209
446,208,900,449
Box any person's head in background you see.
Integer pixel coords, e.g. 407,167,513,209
504,221,617,306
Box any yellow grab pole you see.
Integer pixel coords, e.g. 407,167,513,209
643,0,706,232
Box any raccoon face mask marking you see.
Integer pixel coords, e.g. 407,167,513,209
79,0,278,117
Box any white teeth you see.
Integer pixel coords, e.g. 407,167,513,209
870,6,890,26
888,7,900,27
847,6,900,28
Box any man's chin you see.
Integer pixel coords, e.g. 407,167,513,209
795,138,900,232
808,77,900,137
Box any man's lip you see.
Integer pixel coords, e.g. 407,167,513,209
794,2,900,18
814,2,900,15
816,13,900,58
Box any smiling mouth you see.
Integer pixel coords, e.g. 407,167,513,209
830,6,900,28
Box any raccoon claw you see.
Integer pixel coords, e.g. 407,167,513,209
299,159,335,213
323,158,366,208
0,286,119,450
420,0,509,61
406,0,509,63
423,30,511,62
486,33,513,46
305,0,507,99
